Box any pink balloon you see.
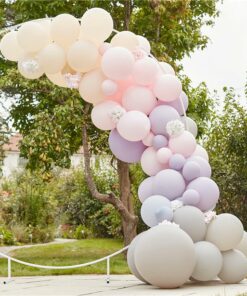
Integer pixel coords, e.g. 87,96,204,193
141,147,167,176
104,76,133,103
117,111,151,141
122,86,157,115
91,100,120,130
99,42,112,55
133,57,159,86
142,132,154,146
169,131,196,157
191,144,209,161
101,47,135,80
153,74,182,102
102,79,118,96
156,147,172,164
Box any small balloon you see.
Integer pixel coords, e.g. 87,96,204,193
182,189,200,206
156,147,172,164
141,147,167,176
169,154,186,171
152,135,168,150
102,79,118,96
182,161,201,181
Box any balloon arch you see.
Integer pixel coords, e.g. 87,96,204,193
1,8,247,289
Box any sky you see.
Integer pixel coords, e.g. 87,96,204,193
182,0,247,98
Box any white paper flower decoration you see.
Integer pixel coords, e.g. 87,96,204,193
204,210,217,224
108,106,126,124
64,73,82,89
171,199,184,211
166,119,185,137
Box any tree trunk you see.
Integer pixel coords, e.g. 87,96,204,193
117,160,137,246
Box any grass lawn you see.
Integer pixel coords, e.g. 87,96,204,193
0,239,130,276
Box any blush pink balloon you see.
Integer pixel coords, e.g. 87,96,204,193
153,74,182,102
141,147,167,176
91,100,121,130
133,57,159,86
98,42,112,55
157,147,172,164
101,47,135,80
104,76,133,103
122,86,157,115
101,79,118,96
191,144,209,161
117,110,151,141
169,131,197,157
142,132,154,146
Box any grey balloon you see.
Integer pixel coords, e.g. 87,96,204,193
206,213,244,251
236,232,247,257
134,224,196,288
173,206,206,242
127,232,148,283
192,241,223,281
219,249,247,284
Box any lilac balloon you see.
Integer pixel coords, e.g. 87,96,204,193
153,169,186,200
187,156,212,178
169,154,186,171
109,129,146,163
187,177,220,212
149,105,180,136
167,91,188,115
138,176,154,203
155,206,173,223
182,189,200,205
182,161,201,181
152,135,168,150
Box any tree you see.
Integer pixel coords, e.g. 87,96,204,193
0,0,219,245
205,88,247,228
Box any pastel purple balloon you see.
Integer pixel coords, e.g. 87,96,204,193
153,169,186,200
109,129,146,163
169,154,186,171
138,176,154,203
182,189,200,205
182,161,201,181
167,91,188,115
155,206,173,223
152,135,168,150
187,156,212,178
187,177,220,212
149,105,180,136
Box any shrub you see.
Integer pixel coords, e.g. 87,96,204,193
0,226,14,245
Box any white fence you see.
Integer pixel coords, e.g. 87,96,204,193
0,245,129,284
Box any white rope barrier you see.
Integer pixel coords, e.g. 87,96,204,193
0,245,129,284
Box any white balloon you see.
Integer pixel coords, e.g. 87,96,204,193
137,35,151,53
159,61,175,75
111,31,138,51
0,31,24,61
181,116,198,138
236,232,247,257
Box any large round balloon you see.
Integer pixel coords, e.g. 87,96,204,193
117,111,150,141
153,169,186,200
236,232,247,257
122,86,156,115
109,129,146,163
191,144,209,161
133,57,159,86
79,69,105,104
206,213,244,251
141,147,166,176
166,91,188,115
141,195,171,227
127,233,148,283
187,177,220,212
169,131,196,157
80,8,113,44
111,31,138,51
187,156,211,178
51,14,80,47
135,224,196,288
154,74,182,102
138,177,154,203
173,206,206,242
101,47,135,80
192,241,222,281
149,105,180,137
218,250,247,284
181,116,198,138
0,31,24,61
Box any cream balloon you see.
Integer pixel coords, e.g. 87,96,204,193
80,8,113,44
17,21,49,53
236,232,247,257
137,35,151,53
38,43,66,74
36,19,53,43
18,56,44,79
67,40,99,72
79,69,105,104
159,61,175,75
0,31,24,61
51,14,80,47
46,72,67,88
111,31,139,51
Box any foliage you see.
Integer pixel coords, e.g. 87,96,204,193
205,88,247,228
0,239,129,276
0,225,14,245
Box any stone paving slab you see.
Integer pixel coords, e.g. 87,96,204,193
0,275,246,296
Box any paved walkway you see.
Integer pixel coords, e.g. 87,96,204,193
0,275,246,296
0,238,77,255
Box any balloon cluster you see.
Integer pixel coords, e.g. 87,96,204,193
1,7,247,289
